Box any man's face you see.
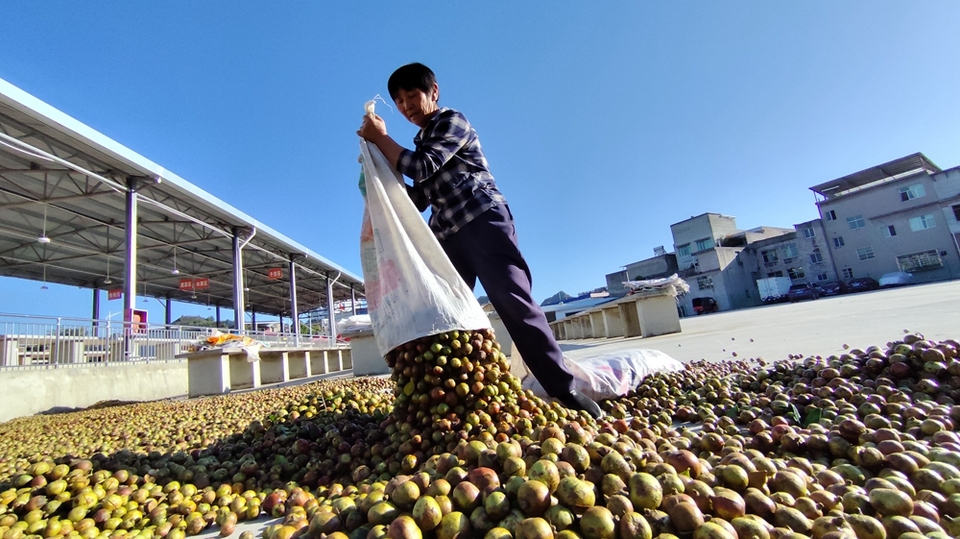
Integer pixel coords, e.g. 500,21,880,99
393,83,439,128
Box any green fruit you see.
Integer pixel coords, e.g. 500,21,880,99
555,477,595,512
628,473,662,510
436,512,471,539
617,511,652,539
413,496,443,532
579,506,615,539
516,518,553,539
388,516,422,539
868,488,913,517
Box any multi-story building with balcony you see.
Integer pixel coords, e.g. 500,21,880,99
746,219,839,286
811,153,960,284
671,214,793,314
603,153,960,317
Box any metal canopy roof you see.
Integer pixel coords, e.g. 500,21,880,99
809,152,942,199
0,77,364,318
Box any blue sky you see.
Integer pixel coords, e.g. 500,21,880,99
2,2,959,323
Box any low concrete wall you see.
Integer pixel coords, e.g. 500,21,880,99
0,361,188,423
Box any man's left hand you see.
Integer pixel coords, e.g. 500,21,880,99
358,114,388,142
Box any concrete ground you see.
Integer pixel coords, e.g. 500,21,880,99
560,279,960,364
203,279,960,539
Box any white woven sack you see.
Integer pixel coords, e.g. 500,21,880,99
522,349,684,401
358,123,490,357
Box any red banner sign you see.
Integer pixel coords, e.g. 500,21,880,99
108,288,122,300
193,277,209,290
179,278,194,291
268,268,282,280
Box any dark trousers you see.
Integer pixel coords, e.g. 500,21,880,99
440,204,575,397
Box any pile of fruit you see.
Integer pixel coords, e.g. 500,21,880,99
2,329,960,539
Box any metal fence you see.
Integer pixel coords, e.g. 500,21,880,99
0,313,348,371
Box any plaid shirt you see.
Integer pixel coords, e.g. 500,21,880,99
397,107,505,240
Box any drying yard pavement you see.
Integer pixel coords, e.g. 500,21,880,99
198,279,960,539
561,279,960,366
4,278,960,539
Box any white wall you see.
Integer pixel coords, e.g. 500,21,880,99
0,361,188,422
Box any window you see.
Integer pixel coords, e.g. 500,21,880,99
847,215,865,230
787,267,805,280
953,204,960,221
767,271,784,278
696,276,713,290
909,214,936,231
842,268,854,280
695,238,713,251
857,247,875,261
809,252,823,264
761,249,779,264
833,237,845,248
897,250,942,272
781,243,799,259
817,273,829,281
824,210,837,221
881,225,897,238
677,244,690,257
801,227,816,238
899,183,926,201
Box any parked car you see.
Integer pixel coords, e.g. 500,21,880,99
879,271,916,288
692,296,719,315
847,277,880,292
787,283,820,302
818,280,849,296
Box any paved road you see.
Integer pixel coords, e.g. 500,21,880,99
560,279,960,364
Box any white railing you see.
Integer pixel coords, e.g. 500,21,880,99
0,313,348,371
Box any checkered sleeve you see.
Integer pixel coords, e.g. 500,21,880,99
405,182,430,212
396,111,470,183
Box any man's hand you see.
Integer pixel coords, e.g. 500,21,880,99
357,113,405,170
358,114,388,142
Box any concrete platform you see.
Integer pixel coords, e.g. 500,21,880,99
178,347,352,397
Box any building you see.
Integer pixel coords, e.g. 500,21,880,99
600,153,960,319
671,213,740,274
605,249,678,297
933,166,960,253
811,153,960,284
745,220,839,286
791,219,840,285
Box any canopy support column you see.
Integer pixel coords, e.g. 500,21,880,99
92,288,101,335
289,255,299,345
326,275,336,343
122,179,139,320
232,228,246,332
92,288,101,320
122,178,140,360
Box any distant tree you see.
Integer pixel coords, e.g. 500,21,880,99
171,315,228,328
59,327,90,336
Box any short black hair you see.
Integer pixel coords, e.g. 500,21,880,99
388,63,437,101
